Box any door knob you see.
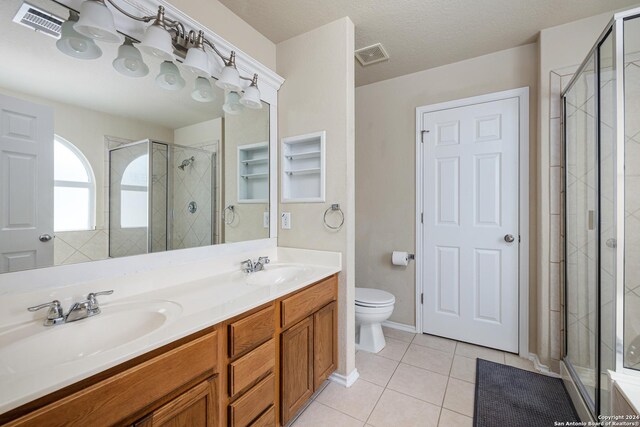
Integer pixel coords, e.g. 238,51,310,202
39,234,52,242
504,234,515,243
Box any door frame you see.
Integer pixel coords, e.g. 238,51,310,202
414,87,529,357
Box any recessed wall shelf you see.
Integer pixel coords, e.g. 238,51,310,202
281,131,325,203
238,142,268,203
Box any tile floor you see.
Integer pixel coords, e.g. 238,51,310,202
292,327,538,427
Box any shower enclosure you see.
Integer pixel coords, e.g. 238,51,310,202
563,7,640,417
108,139,216,257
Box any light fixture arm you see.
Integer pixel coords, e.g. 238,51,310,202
202,37,231,63
104,0,154,23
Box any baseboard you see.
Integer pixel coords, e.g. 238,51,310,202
528,353,561,378
329,368,359,388
382,320,418,334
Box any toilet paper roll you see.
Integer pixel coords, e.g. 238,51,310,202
392,251,409,266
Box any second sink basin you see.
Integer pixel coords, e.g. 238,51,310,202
244,264,311,286
0,300,182,377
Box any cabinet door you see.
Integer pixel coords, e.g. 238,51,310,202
280,316,313,424
313,302,337,390
135,377,218,427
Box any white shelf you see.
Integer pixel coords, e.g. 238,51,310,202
281,131,325,203
284,168,321,176
238,142,269,203
285,151,322,160
241,157,268,165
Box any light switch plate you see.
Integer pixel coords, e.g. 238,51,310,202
281,212,291,229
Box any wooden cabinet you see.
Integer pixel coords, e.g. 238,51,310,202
313,302,337,389
135,377,218,427
1,273,338,427
279,274,338,425
280,317,314,424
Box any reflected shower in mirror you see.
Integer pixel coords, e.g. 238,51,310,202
0,0,270,274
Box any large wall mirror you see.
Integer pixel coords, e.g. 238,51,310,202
0,0,272,274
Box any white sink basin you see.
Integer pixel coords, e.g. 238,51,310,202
244,264,311,286
0,300,181,376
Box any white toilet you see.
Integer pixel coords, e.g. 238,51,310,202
355,287,395,353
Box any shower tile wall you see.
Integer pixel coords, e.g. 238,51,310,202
54,229,108,265
172,147,212,249
151,144,168,252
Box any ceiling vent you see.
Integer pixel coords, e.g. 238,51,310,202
13,2,64,39
355,43,389,66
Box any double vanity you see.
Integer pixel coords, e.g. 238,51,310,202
0,247,341,426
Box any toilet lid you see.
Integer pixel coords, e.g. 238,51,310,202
355,288,395,307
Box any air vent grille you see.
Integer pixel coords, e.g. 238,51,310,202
355,43,389,66
13,2,64,39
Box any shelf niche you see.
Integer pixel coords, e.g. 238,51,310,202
281,131,325,203
238,142,269,203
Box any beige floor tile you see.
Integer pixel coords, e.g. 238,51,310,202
402,344,453,375
450,355,477,383
412,334,457,355
455,342,505,363
356,351,400,386
382,326,416,343
438,408,473,427
292,401,364,427
368,389,440,427
443,378,476,417
377,337,410,361
316,379,384,421
504,353,537,372
386,363,448,406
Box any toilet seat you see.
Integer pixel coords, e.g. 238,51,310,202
355,288,395,308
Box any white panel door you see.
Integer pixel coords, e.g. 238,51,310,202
0,94,54,273
422,97,519,352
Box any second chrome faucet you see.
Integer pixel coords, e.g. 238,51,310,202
241,256,270,274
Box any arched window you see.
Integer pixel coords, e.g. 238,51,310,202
120,154,148,228
54,136,96,232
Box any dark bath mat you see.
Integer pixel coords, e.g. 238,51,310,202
473,358,580,427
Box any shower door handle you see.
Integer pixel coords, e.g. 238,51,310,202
504,234,515,243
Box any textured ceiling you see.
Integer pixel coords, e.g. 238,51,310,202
219,0,640,86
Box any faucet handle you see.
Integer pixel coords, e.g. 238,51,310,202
241,259,254,272
87,290,113,314
27,300,64,326
258,256,270,264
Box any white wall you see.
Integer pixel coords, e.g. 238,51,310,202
277,17,356,378
355,44,539,349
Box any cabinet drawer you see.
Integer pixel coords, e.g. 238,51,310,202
7,331,218,427
228,374,275,427
229,339,275,397
281,275,337,329
229,306,275,358
249,406,274,427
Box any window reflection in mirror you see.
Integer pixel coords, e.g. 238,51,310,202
0,0,270,273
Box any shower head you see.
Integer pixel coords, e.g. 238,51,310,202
178,156,195,170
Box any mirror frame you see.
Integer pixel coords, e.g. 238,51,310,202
0,0,284,290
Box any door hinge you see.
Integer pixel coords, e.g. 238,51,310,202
420,130,429,143
421,293,424,304
421,213,423,224
519,235,521,243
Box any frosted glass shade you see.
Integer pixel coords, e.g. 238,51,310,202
223,91,244,115
112,41,148,77
139,24,175,61
156,61,185,91
215,65,242,92
239,84,262,109
191,77,215,103
57,19,102,60
74,0,122,44
183,47,210,77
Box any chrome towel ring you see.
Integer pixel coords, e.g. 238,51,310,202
323,204,344,230
223,205,235,225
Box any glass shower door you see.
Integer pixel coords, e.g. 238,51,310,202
565,53,598,410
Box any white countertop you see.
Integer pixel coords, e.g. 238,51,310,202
0,246,341,416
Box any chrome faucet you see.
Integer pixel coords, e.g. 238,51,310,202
28,290,114,326
240,256,270,273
